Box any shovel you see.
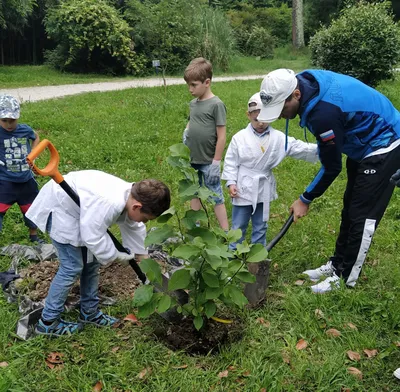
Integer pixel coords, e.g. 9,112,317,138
244,213,294,306
27,139,189,321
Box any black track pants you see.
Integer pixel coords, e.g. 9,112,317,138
332,145,400,286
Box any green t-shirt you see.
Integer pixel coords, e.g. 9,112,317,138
186,96,227,164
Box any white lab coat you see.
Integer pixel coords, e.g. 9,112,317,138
222,124,319,221
26,170,147,265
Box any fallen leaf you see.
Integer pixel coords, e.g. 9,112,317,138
0,362,9,368
273,263,279,270
46,352,64,364
347,367,363,380
296,339,308,350
124,313,142,325
363,349,378,358
345,323,358,330
137,367,152,379
394,341,400,347
315,309,325,319
326,328,341,337
45,360,55,370
235,378,245,385
92,381,103,392
256,318,271,327
228,365,236,371
242,370,251,377
111,346,120,353
67,160,73,164
341,388,351,392
347,350,361,361
294,280,304,286
218,370,229,378
172,364,188,370
260,389,267,392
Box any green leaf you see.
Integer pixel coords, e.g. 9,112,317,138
157,206,176,223
225,285,248,308
168,269,191,291
187,227,217,245
139,258,162,285
236,241,251,255
205,286,223,300
236,271,256,283
144,225,175,247
133,285,154,307
172,244,202,259
202,271,220,288
169,143,190,159
227,228,242,243
157,295,172,313
206,245,232,259
138,297,157,318
205,253,222,270
181,209,208,230
193,315,204,330
179,183,200,198
197,186,216,201
247,243,269,263
204,301,217,318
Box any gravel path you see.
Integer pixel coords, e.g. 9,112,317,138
1,74,264,103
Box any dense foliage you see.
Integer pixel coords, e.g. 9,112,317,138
44,0,143,74
309,1,400,87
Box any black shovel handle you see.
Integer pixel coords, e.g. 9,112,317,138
266,213,294,252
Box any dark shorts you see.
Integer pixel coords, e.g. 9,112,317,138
0,178,39,215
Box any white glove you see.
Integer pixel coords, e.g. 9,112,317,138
113,251,136,266
182,128,189,145
208,160,221,185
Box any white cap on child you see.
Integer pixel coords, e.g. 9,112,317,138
247,93,263,113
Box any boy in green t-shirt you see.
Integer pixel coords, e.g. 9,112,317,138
183,57,229,230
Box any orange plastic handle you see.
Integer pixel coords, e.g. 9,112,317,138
27,139,64,184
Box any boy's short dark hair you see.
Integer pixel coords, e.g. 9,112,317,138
184,57,213,83
131,179,171,217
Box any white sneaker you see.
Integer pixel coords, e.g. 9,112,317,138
394,368,400,380
311,275,340,294
303,260,334,282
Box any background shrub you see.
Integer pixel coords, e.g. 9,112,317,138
44,0,143,74
245,26,275,59
196,6,236,71
309,1,400,87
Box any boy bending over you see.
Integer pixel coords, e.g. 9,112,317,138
26,171,170,337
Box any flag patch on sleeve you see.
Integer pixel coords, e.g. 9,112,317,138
320,130,335,142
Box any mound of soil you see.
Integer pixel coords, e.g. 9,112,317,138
152,316,243,355
18,260,141,303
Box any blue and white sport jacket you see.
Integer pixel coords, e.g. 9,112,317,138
297,70,400,204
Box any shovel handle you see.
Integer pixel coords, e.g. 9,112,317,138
27,139,64,184
28,139,147,283
266,213,294,252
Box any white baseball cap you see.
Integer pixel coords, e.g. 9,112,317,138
258,69,297,123
247,92,262,113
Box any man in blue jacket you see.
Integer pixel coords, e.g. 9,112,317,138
258,68,400,293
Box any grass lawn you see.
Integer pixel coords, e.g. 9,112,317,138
0,46,311,89
0,76,400,392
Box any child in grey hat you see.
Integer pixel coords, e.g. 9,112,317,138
0,94,43,243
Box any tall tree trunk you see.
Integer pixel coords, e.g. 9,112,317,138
292,0,305,49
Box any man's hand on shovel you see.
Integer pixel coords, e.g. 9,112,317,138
113,251,137,266
290,198,309,222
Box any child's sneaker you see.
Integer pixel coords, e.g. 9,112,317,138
394,368,400,380
79,309,119,327
35,318,83,337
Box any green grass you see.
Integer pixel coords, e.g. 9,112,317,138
0,47,310,89
0,77,400,391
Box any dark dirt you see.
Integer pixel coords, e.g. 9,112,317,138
18,260,141,302
152,316,244,355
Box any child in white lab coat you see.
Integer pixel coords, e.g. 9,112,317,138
26,170,170,336
222,93,319,249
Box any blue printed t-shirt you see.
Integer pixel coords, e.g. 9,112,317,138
0,124,36,182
